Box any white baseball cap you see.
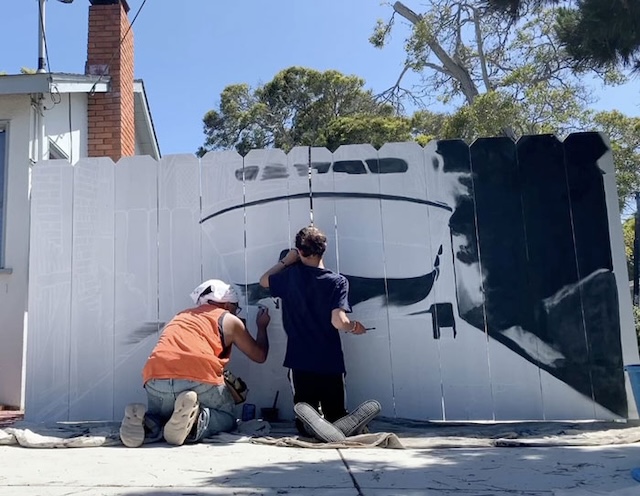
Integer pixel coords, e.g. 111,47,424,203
190,279,239,306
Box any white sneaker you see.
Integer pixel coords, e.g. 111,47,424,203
119,403,146,448
163,391,199,446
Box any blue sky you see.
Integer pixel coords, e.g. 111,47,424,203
2,0,638,155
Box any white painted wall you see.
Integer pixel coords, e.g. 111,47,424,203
0,94,32,408
0,91,87,408
46,93,88,163
25,139,638,423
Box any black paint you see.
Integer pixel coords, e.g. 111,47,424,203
446,133,626,416
564,133,625,415
240,268,439,308
200,192,452,224
199,133,627,417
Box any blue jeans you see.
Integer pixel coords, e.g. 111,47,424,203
143,378,236,443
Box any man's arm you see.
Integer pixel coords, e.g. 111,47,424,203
259,248,299,288
223,308,270,363
330,276,365,334
331,308,366,334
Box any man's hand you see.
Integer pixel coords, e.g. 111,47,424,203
350,321,366,335
282,248,300,266
256,306,270,329
260,249,299,289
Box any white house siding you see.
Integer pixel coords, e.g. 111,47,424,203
0,94,32,408
47,93,88,164
0,92,88,408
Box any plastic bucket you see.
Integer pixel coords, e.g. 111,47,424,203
261,407,279,422
624,365,640,412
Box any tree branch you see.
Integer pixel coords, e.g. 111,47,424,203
472,6,493,91
393,1,480,104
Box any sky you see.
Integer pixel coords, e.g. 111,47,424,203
1,0,638,156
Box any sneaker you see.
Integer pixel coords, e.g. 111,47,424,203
293,402,345,443
163,391,199,446
185,406,210,444
333,399,381,437
119,403,147,448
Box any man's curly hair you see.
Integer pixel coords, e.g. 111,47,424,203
295,226,327,258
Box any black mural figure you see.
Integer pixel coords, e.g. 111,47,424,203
444,134,626,416
203,134,626,417
242,248,441,312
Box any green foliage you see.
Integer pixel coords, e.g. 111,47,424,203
590,111,640,210
634,305,640,348
438,92,521,141
199,67,398,156
483,0,640,70
555,1,640,69
372,2,637,209
623,216,635,280
411,110,450,145
323,115,411,152
370,2,623,133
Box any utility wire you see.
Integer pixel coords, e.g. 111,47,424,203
89,0,148,95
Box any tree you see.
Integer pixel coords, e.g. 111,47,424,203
482,0,640,69
590,111,640,210
371,2,640,207
323,115,412,151
621,215,640,346
623,216,635,280
198,67,401,156
370,2,622,140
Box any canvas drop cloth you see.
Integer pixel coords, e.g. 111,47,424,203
2,418,640,449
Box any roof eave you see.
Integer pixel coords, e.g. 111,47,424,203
0,73,110,95
133,79,161,160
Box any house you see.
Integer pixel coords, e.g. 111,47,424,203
0,0,159,410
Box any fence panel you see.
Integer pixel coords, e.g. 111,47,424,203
25,160,74,422
200,151,244,289
113,156,159,418
469,137,545,420
158,154,202,322
425,140,496,420
563,133,626,418
328,144,395,414
376,141,446,420
69,158,115,420
25,133,637,422
239,148,293,416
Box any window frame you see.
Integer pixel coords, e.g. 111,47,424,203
48,139,69,161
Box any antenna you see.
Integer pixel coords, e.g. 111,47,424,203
37,0,75,73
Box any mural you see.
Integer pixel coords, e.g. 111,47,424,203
25,135,638,423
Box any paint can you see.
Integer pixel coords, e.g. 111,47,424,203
241,403,256,421
625,365,640,413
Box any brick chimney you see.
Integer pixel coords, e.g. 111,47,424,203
85,0,135,161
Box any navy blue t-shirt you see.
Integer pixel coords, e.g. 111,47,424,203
269,264,351,374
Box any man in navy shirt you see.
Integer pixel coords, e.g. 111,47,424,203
260,226,367,435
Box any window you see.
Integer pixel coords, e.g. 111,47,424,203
48,139,69,161
0,127,6,267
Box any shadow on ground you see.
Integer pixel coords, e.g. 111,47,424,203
112,443,640,496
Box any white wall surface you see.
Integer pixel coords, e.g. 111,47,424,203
0,91,87,409
46,92,88,163
0,94,31,408
25,137,638,423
